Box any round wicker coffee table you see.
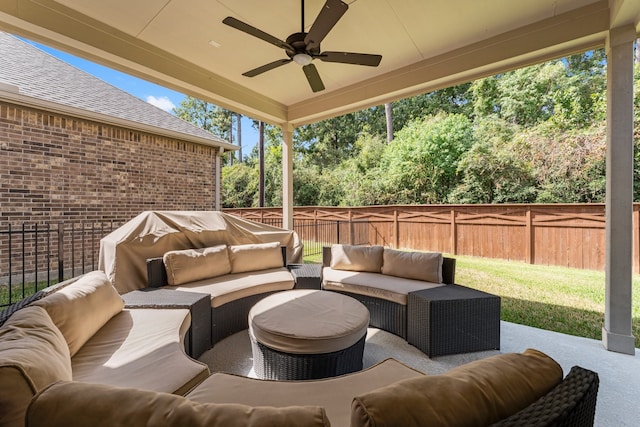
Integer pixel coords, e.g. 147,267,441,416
248,289,369,380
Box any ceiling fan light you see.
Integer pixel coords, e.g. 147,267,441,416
293,53,313,66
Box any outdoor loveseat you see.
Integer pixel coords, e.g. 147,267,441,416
322,244,501,356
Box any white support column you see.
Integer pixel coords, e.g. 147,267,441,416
603,25,636,354
214,148,223,211
281,123,294,230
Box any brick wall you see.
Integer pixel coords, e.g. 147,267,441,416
0,101,220,290
0,101,218,224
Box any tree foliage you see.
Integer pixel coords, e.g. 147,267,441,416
212,48,639,208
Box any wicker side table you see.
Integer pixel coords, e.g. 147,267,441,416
122,289,212,359
407,285,500,357
288,263,322,290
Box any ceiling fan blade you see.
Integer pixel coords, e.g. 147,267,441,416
223,17,293,52
243,59,292,77
304,0,348,52
302,64,325,92
318,51,382,67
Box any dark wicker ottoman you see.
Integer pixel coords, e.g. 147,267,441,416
248,289,369,380
407,284,500,357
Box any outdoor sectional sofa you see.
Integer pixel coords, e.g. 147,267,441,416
1,269,600,427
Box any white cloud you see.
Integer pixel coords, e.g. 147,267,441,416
146,95,175,112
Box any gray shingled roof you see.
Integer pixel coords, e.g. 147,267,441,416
0,32,229,145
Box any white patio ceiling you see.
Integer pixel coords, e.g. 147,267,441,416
0,0,637,127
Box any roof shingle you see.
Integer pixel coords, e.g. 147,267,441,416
0,32,228,146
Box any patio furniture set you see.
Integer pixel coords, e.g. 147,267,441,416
0,211,600,426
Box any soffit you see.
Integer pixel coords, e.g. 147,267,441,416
0,0,638,126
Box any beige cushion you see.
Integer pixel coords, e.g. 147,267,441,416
163,245,231,286
72,308,209,395
249,290,369,354
27,381,330,427
34,271,124,357
351,349,563,427
170,267,294,308
0,306,72,427
323,267,443,305
381,249,443,283
188,358,424,427
229,242,283,273
330,244,383,273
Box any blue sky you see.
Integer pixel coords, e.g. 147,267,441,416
30,41,259,157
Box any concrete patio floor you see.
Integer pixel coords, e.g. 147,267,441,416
201,321,639,426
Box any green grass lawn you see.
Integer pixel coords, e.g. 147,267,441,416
304,252,640,348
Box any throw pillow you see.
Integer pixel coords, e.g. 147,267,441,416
163,245,231,286
351,348,563,427
33,270,124,357
381,249,443,283
330,244,383,273
0,306,72,427
228,242,283,273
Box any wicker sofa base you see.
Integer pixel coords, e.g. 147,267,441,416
329,291,407,339
211,291,281,346
250,333,366,380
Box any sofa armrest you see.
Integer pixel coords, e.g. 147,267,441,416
146,257,168,288
490,366,599,426
442,257,456,285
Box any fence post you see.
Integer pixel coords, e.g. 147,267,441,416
526,207,534,264
450,208,457,255
337,221,341,244
348,210,353,245
394,208,399,249
57,223,64,283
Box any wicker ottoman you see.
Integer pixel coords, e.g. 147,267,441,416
248,289,369,380
407,284,501,357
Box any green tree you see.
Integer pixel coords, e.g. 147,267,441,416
379,113,474,204
449,117,537,203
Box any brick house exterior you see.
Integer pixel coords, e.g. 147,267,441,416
0,32,235,287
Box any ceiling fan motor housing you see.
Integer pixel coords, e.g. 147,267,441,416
285,32,319,56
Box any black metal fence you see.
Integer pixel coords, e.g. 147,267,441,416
0,221,119,307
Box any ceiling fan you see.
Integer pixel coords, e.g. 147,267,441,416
223,0,382,93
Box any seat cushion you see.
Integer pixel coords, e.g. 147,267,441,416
71,308,209,395
0,306,72,427
170,268,294,307
163,245,231,286
323,267,444,305
351,349,563,427
187,358,424,426
381,249,443,283
27,381,330,427
33,271,124,356
330,244,383,273
248,290,369,354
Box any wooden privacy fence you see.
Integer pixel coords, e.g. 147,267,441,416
225,204,640,273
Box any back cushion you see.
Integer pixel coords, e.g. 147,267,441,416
34,271,124,357
0,306,72,427
381,249,443,283
27,381,330,427
229,242,283,273
351,349,563,427
163,245,231,285
330,244,383,273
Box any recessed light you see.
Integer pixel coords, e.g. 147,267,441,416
208,40,222,48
